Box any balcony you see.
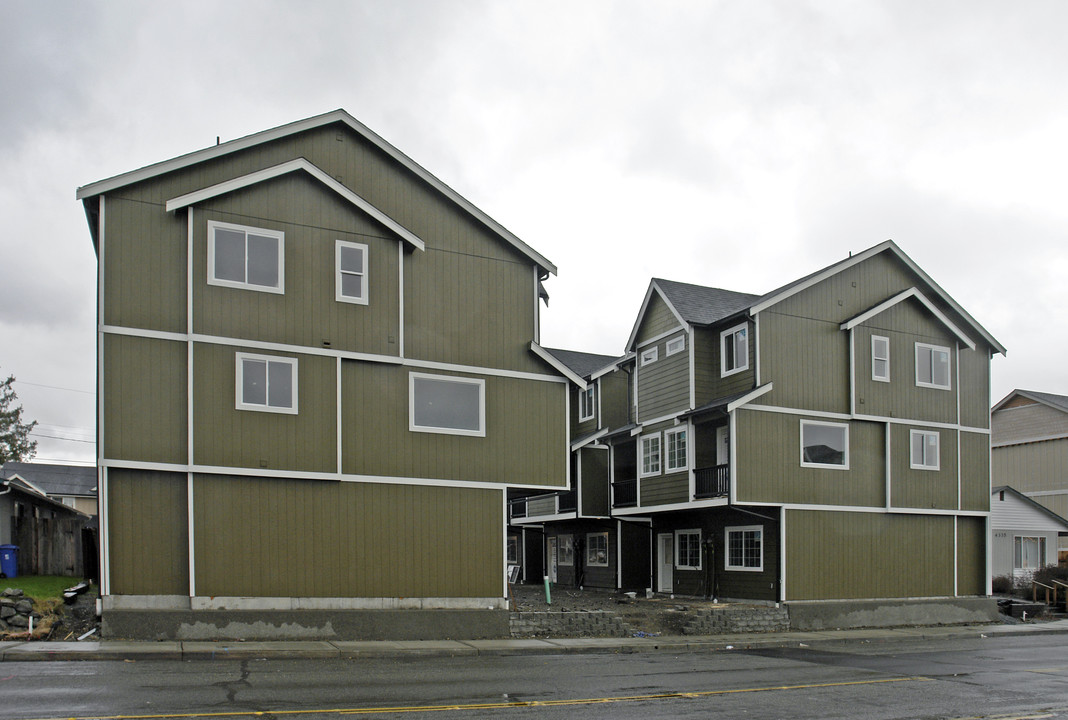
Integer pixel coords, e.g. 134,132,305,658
508,499,527,519
558,490,577,513
612,478,637,507
694,464,729,498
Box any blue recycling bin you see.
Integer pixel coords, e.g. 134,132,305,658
0,545,17,578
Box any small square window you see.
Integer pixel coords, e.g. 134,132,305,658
872,335,890,382
726,526,763,571
640,346,659,366
666,335,686,356
587,532,609,567
208,221,284,293
336,240,368,304
721,323,748,376
579,385,595,422
800,420,849,469
236,353,298,414
409,373,485,437
910,429,940,470
665,427,688,472
915,343,951,389
640,433,662,477
675,529,701,570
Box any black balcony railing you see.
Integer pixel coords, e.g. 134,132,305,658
558,490,577,513
509,499,527,519
694,464,730,498
612,478,637,507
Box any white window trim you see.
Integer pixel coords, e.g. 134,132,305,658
335,239,368,305
910,429,940,470
558,535,574,566
675,529,702,570
586,532,609,567
725,525,763,572
208,220,284,294
235,352,298,414
800,419,849,470
915,342,952,390
666,335,686,357
872,335,890,382
1013,535,1047,571
578,385,595,422
640,432,662,477
640,346,659,366
408,372,486,437
720,323,749,377
665,426,688,473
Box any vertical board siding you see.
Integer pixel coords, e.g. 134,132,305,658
103,196,187,333
341,362,566,486
959,431,991,512
693,324,756,407
192,343,337,473
735,410,885,507
192,175,401,356
785,510,954,600
637,347,689,421
758,311,850,414
957,347,990,429
852,303,958,424
103,334,187,464
600,373,631,429
107,469,189,595
193,474,502,598
956,517,986,595
635,293,682,345
889,425,958,510
580,449,610,516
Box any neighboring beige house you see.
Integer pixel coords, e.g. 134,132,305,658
992,390,1068,562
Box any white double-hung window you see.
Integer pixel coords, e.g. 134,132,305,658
665,427,688,472
872,335,890,382
209,221,284,293
640,433,662,476
336,240,368,304
236,353,297,414
726,526,763,571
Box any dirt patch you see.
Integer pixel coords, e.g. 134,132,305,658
510,582,728,636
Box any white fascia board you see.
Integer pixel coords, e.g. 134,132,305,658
591,353,634,381
572,427,609,451
77,109,556,275
529,342,587,388
3,473,48,496
840,287,976,351
623,281,689,352
726,383,774,413
165,158,426,252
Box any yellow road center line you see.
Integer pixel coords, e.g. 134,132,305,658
23,676,928,720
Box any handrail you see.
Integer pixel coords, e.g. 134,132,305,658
1032,580,1056,606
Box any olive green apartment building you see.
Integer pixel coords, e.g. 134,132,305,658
78,110,568,638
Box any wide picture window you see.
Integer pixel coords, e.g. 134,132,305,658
409,373,485,437
800,420,848,468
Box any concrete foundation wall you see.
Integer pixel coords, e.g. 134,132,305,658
103,609,510,641
786,597,999,631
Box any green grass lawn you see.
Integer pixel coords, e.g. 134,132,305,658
0,576,84,601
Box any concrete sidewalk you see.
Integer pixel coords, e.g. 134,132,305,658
3,620,1068,661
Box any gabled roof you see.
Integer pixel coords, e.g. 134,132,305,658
993,389,1068,414
77,109,556,275
992,485,1068,530
0,462,97,498
625,279,757,350
541,347,621,379
840,287,976,351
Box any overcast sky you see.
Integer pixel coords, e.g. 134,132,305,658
2,1,1065,465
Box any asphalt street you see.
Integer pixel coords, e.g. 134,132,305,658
2,634,1067,720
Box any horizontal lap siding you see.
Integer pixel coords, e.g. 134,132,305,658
192,344,337,473
193,474,502,598
526,495,557,516
786,510,954,600
637,347,688,421
104,334,187,464
694,323,755,405
735,410,885,507
341,362,566,487
641,471,689,506
107,469,189,595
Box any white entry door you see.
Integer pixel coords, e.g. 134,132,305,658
657,533,673,593
548,537,558,582
716,425,730,466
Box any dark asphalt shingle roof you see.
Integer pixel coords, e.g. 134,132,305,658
542,348,621,379
652,279,759,326
0,462,96,497
1018,390,1068,413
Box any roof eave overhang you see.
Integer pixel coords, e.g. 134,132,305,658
529,343,587,388
840,287,976,351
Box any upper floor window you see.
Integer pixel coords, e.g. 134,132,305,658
409,373,485,437
726,525,763,571
209,221,284,293
910,429,940,470
579,385,595,422
676,529,702,570
236,353,297,414
915,342,951,390
666,335,686,356
872,335,890,382
640,346,659,366
336,240,368,304
800,420,849,469
721,323,748,377
640,433,662,476
587,532,609,567
665,426,688,472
